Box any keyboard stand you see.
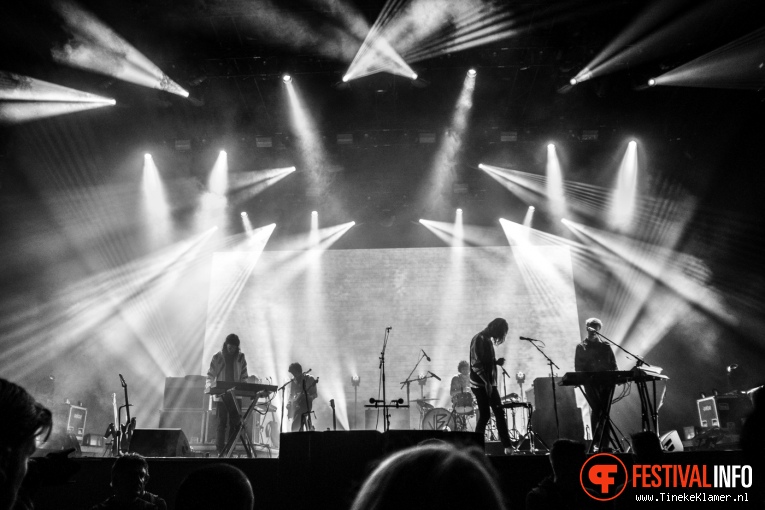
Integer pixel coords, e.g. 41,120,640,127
219,388,263,458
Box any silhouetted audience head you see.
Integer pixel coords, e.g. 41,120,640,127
0,378,52,510
549,439,587,483
351,444,506,510
111,453,150,501
175,463,254,510
631,431,663,462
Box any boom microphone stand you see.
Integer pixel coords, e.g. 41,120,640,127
277,378,292,436
521,336,560,444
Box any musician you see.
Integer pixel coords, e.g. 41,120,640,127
205,334,249,455
287,363,318,432
574,317,617,449
470,318,513,455
450,361,471,397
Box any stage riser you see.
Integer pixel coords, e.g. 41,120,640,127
31,438,746,510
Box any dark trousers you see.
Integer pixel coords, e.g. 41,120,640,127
584,383,612,450
216,397,242,454
472,386,512,448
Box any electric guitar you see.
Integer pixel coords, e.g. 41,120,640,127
118,374,136,454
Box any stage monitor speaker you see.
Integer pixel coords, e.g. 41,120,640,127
129,428,190,457
530,377,583,446
159,409,206,444
659,430,684,452
365,408,409,431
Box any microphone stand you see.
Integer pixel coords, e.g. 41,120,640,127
591,329,659,433
401,352,428,415
590,329,651,367
499,365,510,432
527,339,561,441
379,327,391,431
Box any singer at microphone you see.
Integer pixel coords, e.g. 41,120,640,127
575,317,617,451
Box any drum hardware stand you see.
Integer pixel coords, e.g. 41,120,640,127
351,375,360,430
507,402,546,453
522,336,561,440
365,399,409,431
516,371,527,432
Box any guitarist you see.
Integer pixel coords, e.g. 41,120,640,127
287,363,318,432
204,334,250,455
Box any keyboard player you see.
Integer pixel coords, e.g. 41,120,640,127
574,318,617,450
205,333,255,455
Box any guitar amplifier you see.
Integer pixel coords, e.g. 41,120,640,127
697,395,752,431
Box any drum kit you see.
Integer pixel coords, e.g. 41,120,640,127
415,391,532,446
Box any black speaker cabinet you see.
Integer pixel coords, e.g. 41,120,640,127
365,408,409,431
159,409,206,444
530,377,584,446
163,375,207,409
129,428,190,457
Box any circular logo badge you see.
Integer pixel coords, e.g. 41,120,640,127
580,453,628,501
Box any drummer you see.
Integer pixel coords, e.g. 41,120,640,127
450,361,471,396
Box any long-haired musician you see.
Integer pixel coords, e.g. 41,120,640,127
204,334,249,455
470,318,514,455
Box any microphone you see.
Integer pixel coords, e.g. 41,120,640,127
386,326,392,331
428,371,441,381
118,374,126,386
421,349,431,362
303,369,312,375
587,327,598,332
519,336,538,342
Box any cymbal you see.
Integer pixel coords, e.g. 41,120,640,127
501,393,520,403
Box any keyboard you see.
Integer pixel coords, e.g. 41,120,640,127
209,381,277,397
560,370,667,386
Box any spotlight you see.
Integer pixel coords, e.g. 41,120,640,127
547,143,555,149
282,74,292,83
570,78,577,86
629,140,637,147
467,68,477,77
350,221,356,226
240,212,247,217
342,75,349,83
529,206,535,210
109,99,117,105
144,153,152,159
456,208,463,214
411,73,418,80
220,150,227,156
478,163,485,169
351,375,360,387
311,211,318,216
648,78,656,87
561,218,569,224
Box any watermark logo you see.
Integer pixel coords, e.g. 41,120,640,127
580,453,628,501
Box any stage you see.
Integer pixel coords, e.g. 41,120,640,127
33,432,750,510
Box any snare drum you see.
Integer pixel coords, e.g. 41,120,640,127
421,408,456,431
452,392,475,415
